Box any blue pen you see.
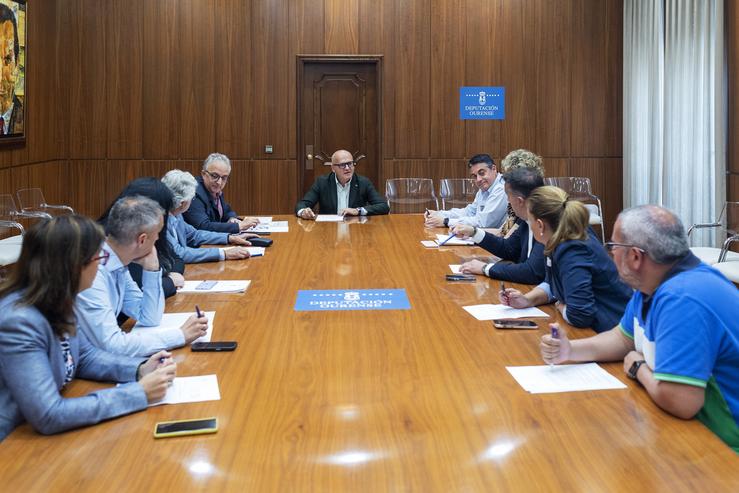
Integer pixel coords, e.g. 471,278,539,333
250,252,263,257
438,232,457,246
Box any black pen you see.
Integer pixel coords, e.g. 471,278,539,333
500,282,509,303
195,305,203,318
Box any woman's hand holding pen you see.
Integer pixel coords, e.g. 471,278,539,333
499,285,530,308
139,350,177,403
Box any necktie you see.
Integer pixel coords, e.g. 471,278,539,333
214,194,224,219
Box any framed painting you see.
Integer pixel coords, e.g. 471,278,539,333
0,0,25,145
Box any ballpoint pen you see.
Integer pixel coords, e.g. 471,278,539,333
550,325,559,369
438,232,457,246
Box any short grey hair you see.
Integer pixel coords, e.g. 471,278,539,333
162,169,197,209
203,152,231,172
106,196,164,245
618,205,689,264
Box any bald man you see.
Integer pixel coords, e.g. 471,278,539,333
295,150,389,219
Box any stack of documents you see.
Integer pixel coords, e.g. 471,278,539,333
245,246,265,257
506,363,627,394
179,280,251,294
435,234,474,246
463,304,548,320
132,311,216,343
248,220,288,233
315,214,345,222
149,374,221,406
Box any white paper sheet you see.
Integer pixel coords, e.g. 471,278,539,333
133,311,216,344
435,234,474,246
247,221,288,233
449,264,462,273
179,280,251,294
506,363,627,394
245,246,265,257
421,240,438,248
149,374,221,407
463,304,549,320
315,214,345,222
255,216,272,223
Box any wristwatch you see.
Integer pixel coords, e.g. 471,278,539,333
628,360,647,380
443,217,449,227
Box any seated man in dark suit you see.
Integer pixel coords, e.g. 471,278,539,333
450,167,546,284
183,153,259,233
295,149,389,219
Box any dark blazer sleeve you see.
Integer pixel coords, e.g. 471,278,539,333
554,242,598,329
478,223,523,261
356,176,389,215
488,240,546,285
183,192,239,234
295,177,325,214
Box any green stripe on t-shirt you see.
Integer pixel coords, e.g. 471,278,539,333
697,376,739,454
618,323,633,340
653,372,707,388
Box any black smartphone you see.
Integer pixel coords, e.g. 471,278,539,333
492,319,538,329
191,341,238,352
247,237,273,247
154,417,218,438
446,274,476,282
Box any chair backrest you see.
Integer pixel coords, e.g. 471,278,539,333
544,177,597,201
16,188,73,216
439,178,476,210
385,178,438,213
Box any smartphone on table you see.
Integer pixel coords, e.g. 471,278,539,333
492,319,538,329
446,274,476,282
191,341,238,352
153,417,218,438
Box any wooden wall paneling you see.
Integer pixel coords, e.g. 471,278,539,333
571,0,623,157
728,0,739,175
23,0,61,164
241,160,298,214
0,166,27,198
249,0,290,159
215,0,251,160
289,0,325,161
143,0,180,159
179,0,216,160
429,0,465,159
105,0,143,159
67,0,107,159
324,0,359,54
358,0,396,159
464,0,503,158
69,160,132,218
543,157,570,179
395,0,430,158
730,174,739,202
529,0,571,157
52,0,70,160
570,158,622,237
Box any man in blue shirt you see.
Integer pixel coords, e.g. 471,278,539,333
425,154,508,229
541,205,739,453
77,196,208,357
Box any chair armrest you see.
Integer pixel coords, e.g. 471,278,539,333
42,204,75,213
14,210,52,220
687,222,721,236
718,234,739,263
0,220,24,234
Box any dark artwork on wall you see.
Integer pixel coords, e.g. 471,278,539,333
0,0,25,145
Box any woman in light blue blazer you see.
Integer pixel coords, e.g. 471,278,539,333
0,215,177,441
162,169,255,263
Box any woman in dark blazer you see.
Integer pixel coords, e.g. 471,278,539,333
500,186,632,333
0,215,176,441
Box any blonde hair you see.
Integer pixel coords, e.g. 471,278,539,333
500,149,544,176
527,186,588,255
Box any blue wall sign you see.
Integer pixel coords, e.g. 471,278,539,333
459,86,505,120
294,289,411,312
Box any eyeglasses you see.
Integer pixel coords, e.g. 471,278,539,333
605,242,646,254
333,161,356,169
88,250,110,266
203,170,229,182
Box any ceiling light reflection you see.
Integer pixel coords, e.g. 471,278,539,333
478,439,519,462
321,450,382,467
188,460,214,476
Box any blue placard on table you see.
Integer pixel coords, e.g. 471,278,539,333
459,86,505,120
294,289,411,311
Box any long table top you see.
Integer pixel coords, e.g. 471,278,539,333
0,215,737,491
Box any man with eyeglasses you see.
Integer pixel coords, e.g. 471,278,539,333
295,149,389,219
183,153,259,233
541,205,739,453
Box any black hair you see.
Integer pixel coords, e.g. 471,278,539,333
468,154,495,168
502,167,544,199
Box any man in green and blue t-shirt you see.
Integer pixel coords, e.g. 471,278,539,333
541,205,739,453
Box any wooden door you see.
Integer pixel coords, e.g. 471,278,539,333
297,57,381,197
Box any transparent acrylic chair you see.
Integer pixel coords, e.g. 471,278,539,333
439,178,476,210
0,195,27,270
385,178,438,214
544,177,605,243
688,202,739,276
16,188,74,218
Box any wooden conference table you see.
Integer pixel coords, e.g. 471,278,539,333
0,215,737,492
